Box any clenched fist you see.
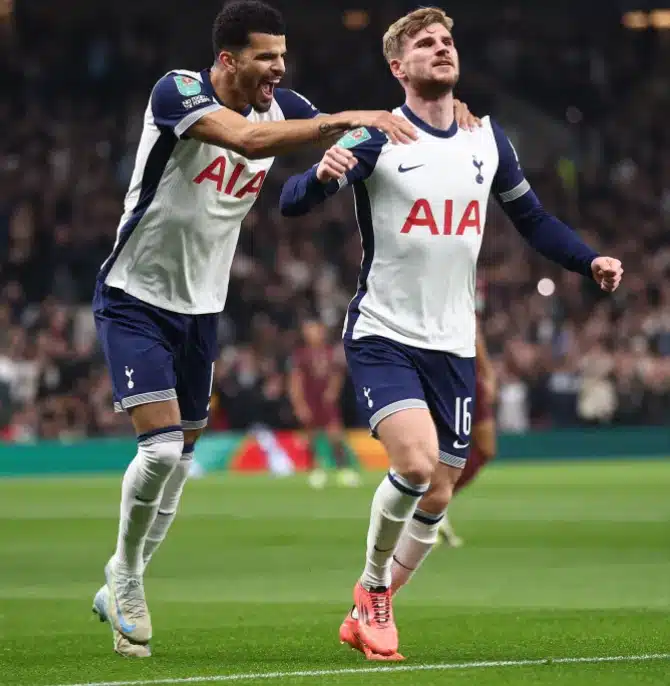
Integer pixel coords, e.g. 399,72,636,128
316,145,358,183
591,257,623,292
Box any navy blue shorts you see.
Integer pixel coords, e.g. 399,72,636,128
344,336,476,468
93,283,218,430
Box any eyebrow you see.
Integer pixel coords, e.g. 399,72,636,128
255,50,287,58
415,34,453,45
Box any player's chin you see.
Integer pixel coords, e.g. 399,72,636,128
252,96,273,113
435,73,459,88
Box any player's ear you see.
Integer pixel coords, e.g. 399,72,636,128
388,58,405,80
217,50,238,74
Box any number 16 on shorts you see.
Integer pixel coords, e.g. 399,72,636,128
453,397,472,450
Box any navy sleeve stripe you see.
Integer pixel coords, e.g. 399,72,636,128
499,178,531,203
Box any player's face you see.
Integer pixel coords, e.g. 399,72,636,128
234,32,287,112
393,23,460,94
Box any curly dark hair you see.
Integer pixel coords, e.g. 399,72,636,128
212,1,285,55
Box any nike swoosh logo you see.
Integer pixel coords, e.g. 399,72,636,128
116,599,137,634
398,164,424,173
453,440,470,449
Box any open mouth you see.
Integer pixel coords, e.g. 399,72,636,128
260,81,278,99
433,61,454,68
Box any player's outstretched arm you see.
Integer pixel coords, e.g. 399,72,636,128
151,73,416,158
491,120,623,292
188,108,414,159
280,128,386,216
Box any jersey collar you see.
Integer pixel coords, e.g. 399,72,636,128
202,68,253,118
401,103,458,139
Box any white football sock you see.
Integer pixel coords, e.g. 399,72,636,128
142,444,194,570
114,427,184,576
391,508,445,594
361,470,429,590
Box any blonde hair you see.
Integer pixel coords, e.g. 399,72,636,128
382,7,454,62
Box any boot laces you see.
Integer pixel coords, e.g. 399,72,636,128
370,590,391,626
117,575,147,619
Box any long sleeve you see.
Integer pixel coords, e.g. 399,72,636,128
279,127,386,217
279,166,340,217
491,119,599,278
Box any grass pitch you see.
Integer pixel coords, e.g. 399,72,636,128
1,459,668,685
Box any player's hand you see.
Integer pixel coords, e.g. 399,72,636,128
591,257,623,292
454,99,481,131
348,111,418,144
316,145,358,183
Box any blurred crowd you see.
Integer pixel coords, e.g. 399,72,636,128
0,3,668,440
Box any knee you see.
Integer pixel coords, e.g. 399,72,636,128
392,437,439,485
420,482,453,514
138,427,185,472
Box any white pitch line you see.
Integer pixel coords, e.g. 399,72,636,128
49,653,670,686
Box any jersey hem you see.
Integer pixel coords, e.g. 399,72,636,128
103,279,223,315
347,328,476,358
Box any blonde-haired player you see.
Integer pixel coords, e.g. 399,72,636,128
280,7,623,660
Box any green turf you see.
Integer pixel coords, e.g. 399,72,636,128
1,460,669,686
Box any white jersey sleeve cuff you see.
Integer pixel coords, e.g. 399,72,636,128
174,103,223,139
498,178,531,203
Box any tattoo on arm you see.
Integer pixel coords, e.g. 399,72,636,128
319,121,347,138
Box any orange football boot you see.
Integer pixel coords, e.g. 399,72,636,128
353,582,398,656
339,606,365,653
340,606,405,661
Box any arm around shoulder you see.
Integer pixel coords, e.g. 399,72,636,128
187,109,361,159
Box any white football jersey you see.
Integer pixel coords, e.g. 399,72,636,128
99,69,319,314
334,110,529,356
281,105,598,358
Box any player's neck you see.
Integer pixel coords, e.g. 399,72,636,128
210,66,251,113
404,91,455,132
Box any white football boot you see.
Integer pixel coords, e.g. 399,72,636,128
92,584,151,657
104,559,153,645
